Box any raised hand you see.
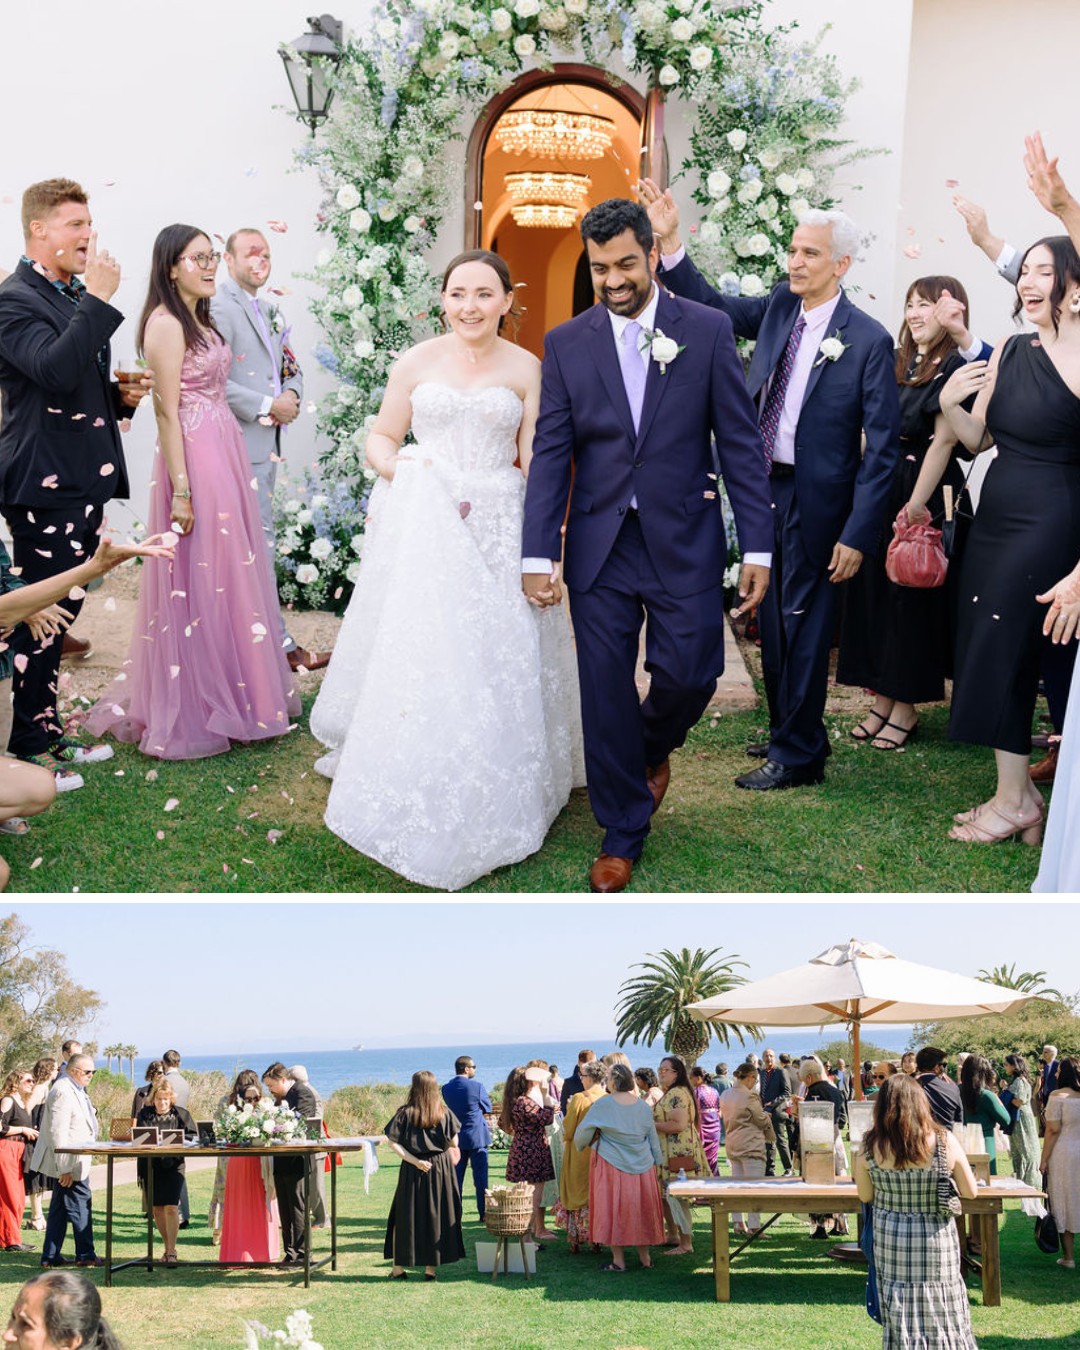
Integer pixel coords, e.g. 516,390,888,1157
933,288,972,345
1024,131,1074,217
637,178,681,253
83,230,121,303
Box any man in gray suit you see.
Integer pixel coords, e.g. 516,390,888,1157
212,228,328,672
30,1054,103,1267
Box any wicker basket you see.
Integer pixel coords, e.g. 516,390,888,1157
483,1183,534,1237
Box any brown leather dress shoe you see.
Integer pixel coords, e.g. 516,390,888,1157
646,759,671,815
287,647,331,672
1030,743,1059,784
589,854,633,893
60,633,93,662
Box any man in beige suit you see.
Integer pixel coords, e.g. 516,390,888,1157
29,1054,103,1267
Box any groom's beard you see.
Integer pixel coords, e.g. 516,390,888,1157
600,278,652,318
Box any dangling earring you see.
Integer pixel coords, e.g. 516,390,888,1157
1070,291,1080,315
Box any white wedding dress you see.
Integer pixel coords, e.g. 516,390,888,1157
310,381,585,891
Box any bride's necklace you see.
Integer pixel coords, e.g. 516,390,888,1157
452,334,498,367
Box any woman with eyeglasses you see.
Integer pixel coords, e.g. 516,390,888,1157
0,1070,38,1251
85,225,299,760
868,1061,898,1095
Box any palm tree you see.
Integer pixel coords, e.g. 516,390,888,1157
123,1044,138,1081
614,947,761,1063
103,1043,121,1074
976,964,1065,1002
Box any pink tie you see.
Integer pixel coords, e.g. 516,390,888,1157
618,320,646,432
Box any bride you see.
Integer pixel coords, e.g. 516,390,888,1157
311,250,584,890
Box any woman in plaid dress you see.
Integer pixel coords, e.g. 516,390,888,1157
855,1074,979,1348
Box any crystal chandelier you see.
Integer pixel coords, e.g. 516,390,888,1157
505,171,591,207
510,203,579,229
493,110,615,160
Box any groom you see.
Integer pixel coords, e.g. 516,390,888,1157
522,199,774,892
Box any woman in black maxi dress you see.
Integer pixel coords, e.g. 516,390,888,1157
384,1071,465,1279
135,1078,197,1264
838,276,980,746
942,235,1080,843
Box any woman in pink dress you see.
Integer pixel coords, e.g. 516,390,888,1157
690,1066,722,1175
86,224,299,758
219,1071,279,1264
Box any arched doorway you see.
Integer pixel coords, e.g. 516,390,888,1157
465,66,664,358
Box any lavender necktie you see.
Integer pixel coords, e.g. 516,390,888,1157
618,319,646,433
759,314,806,469
251,296,282,396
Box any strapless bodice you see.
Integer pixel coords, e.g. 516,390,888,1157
409,381,523,472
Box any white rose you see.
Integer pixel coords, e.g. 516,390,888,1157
296,509,314,526
758,148,783,171
376,18,396,39
453,5,474,25
403,215,421,234
706,169,731,199
378,202,398,222
315,246,334,267
349,207,373,234
401,155,424,180
346,560,362,583
818,336,846,362
649,333,680,366
539,6,567,30
355,258,377,281
564,0,587,11
514,33,536,57
658,64,680,87
747,232,771,257
439,32,460,58
296,563,319,585
341,285,362,309
349,309,370,333
699,220,720,244
310,537,334,562
689,45,712,71
718,271,741,292
353,338,375,359
311,494,328,508
672,0,693,10
740,274,765,297
284,498,302,515
775,173,799,197
734,237,752,258
736,179,763,204
336,184,361,210
790,197,810,219
710,197,731,216
756,196,778,221
490,6,512,30
350,534,365,555
670,17,693,41
514,0,540,15
726,129,747,152
795,167,815,189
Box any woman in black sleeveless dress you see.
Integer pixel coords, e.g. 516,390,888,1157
838,276,981,747
942,235,1080,843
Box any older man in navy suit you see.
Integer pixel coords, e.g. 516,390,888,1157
642,181,900,790
523,199,774,892
442,1055,492,1220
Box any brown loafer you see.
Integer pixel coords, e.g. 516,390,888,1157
60,633,93,662
646,759,671,815
1029,743,1058,784
589,853,633,893
287,647,331,672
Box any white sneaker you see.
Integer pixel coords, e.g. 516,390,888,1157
52,737,114,765
22,751,84,791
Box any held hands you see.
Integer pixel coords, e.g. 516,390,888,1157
933,289,972,347
523,564,563,608
637,178,681,254
83,231,121,303
1037,565,1080,644
115,365,154,410
939,360,991,411
731,562,770,617
26,603,75,641
828,542,863,584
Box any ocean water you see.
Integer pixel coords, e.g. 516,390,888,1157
128,1028,910,1098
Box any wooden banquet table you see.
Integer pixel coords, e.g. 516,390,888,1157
69,1136,382,1288
668,1175,1044,1305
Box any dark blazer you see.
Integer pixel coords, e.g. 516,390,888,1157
524,286,773,597
660,255,900,567
759,1066,790,1111
560,1069,584,1115
441,1075,492,1151
0,260,130,508
285,1081,319,1126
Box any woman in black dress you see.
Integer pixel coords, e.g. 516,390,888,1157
839,276,983,747
135,1077,197,1265
130,1060,165,1124
942,234,1080,842
384,1070,465,1280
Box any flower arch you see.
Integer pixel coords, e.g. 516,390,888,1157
276,2,870,611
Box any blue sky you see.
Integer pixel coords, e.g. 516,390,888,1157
8,900,1075,1053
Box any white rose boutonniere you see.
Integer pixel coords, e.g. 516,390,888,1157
814,330,849,368
640,327,684,374
268,308,283,335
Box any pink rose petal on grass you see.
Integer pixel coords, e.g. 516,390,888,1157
156,830,165,840
104,597,117,612
30,857,42,870
145,769,158,782
267,829,283,844
258,416,275,426
163,797,180,812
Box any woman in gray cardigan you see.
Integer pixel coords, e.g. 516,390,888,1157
574,1063,664,1271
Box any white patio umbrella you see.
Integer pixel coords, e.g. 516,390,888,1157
687,938,1037,1097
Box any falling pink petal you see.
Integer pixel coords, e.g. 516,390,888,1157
7,567,20,577
305,401,317,414
93,417,106,427
41,474,59,489
104,597,117,612
34,550,53,559
169,665,181,679
164,798,180,812
13,654,28,673
119,419,132,432
258,416,275,426
100,462,115,475
71,413,86,421
43,525,57,535
945,177,959,188
68,586,86,601
267,220,288,233
267,285,293,296
903,244,921,259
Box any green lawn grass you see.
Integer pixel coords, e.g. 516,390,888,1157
2,1148,1074,1348
7,697,1043,894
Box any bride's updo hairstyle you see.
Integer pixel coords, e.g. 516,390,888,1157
440,248,523,337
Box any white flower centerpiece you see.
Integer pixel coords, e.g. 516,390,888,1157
244,1310,323,1350
216,1098,309,1147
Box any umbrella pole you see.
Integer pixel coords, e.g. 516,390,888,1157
853,1022,862,1101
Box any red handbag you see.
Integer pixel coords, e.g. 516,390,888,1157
885,508,948,589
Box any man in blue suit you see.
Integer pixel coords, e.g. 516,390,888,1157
442,1056,492,1220
523,199,774,892
642,181,900,789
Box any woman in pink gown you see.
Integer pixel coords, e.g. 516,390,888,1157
219,1071,279,1263
86,224,299,758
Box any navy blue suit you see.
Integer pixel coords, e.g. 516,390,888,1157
442,1074,492,1218
524,286,774,858
661,255,900,769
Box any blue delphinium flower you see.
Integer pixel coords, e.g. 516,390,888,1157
380,89,400,126
314,343,340,375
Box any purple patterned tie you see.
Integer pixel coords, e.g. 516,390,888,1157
618,320,646,432
759,314,806,469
